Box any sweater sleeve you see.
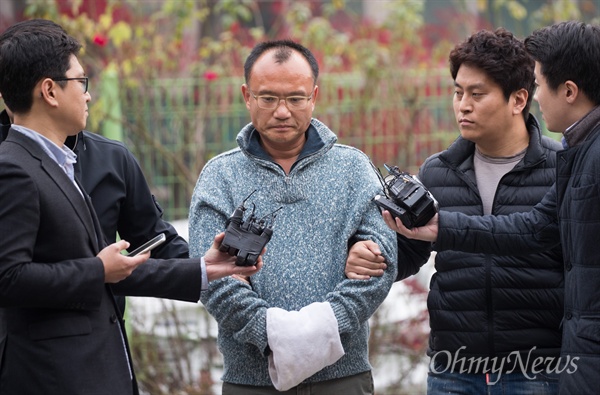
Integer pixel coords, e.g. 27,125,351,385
190,161,271,354
326,186,398,334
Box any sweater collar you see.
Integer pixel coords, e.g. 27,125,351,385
245,123,324,163
237,119,336,170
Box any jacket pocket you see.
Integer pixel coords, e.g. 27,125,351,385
570,174,597,200
29,315,92,340
576,318,600,343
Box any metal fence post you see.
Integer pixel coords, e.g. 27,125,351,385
100,64,123,142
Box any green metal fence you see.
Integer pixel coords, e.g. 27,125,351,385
119,68,459,221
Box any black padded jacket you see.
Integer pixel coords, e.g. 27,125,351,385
65,130,189,258
420,115,564,371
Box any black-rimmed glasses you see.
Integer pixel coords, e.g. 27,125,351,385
53,77,89,94
248,88,314,110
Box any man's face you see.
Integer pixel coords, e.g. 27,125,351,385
241,50,317,155
55,55,90,135
533,62,569,134
453,64,516,148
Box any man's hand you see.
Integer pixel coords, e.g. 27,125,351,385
231,274,250,284
99,240,150,283
204,233,263,282
383,210,439,242
345,240,387,280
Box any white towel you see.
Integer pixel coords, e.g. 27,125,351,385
266,302,345,391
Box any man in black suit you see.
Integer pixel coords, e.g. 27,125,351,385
0,19,261,395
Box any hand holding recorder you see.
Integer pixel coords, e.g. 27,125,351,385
206,232,263,281
100,232,262,285
382,210,439,242
373,164,438,228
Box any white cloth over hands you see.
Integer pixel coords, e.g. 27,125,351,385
266,301,344,391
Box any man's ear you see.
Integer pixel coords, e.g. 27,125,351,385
310,85,318,110
39,78,59,108
241,84,251,110
564,80,579,104
512,88,528,115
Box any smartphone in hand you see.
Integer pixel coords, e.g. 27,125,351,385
127,233,166,256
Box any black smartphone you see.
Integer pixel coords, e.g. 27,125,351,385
127,233,166,256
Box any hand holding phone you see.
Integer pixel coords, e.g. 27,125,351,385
127,233,166,256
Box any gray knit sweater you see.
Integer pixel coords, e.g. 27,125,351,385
189,118,398,386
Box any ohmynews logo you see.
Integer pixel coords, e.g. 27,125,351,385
430,347,579,385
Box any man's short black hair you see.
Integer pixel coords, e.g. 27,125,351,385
0,19,82,114
525,21,600,106
449,28,535,121
244,39,319,86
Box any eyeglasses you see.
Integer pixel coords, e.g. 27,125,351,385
53,77,89,94
248,88,314,110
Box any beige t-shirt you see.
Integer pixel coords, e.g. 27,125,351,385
474,147,526,215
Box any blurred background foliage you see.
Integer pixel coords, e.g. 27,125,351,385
1,1,599,393
2,0,598,221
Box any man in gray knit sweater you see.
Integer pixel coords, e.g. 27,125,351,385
188,40,398,394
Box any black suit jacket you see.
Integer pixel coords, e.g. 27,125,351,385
0,130,203,395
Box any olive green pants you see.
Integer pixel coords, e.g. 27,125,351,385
222,370,374,395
